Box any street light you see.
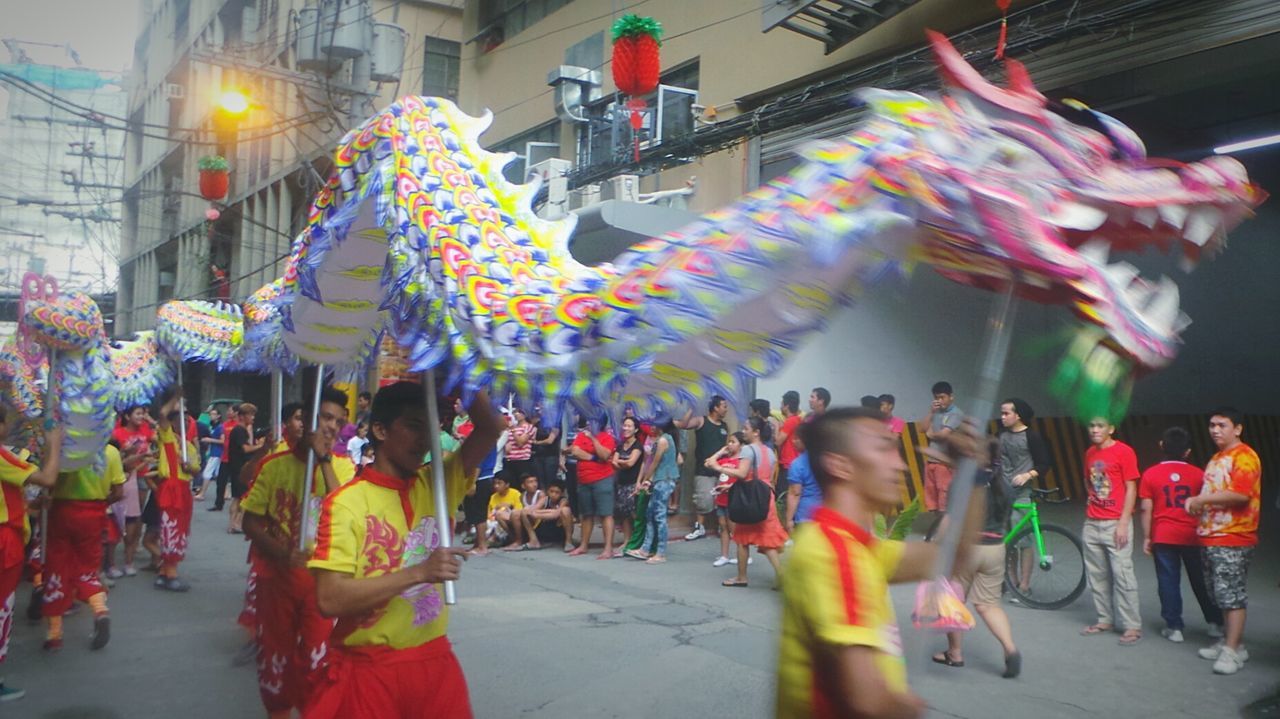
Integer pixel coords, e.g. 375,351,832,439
216,89,250,116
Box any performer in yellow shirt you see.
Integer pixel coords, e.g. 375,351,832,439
242,387,356,719
154,390,201,593
0,406,62,701
777,407,986,719
42,439,124,653
305,381,501,718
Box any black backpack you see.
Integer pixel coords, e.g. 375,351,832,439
728,446,772,524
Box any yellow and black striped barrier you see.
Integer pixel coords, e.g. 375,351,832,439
899,414,1280,505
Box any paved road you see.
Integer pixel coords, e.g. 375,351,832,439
7,501,1279,718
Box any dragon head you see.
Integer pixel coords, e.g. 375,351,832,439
854,32,1263,417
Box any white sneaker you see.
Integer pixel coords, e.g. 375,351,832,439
1212,646,1245,675
685,523,706,541
1198,641,1249,663
1207,623,1224,639
1161,628,1184,643
106,567,125,580
725,557,753,565
123,566,138,577
712,556,730,567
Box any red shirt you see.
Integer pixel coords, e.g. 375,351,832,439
714,457,740,508
573,431,616,485
1084,441,1140,520
778,415,803,468
222,420,239,455
1138,461,1204,545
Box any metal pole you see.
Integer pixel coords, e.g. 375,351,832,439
272,370,284,443
39,348,57,570
177,361,188,463
423,370,456,605
932,283,1018,580
919,283,1018,669
298,365,325,551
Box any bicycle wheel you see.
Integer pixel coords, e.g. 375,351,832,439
1004,523,1087,610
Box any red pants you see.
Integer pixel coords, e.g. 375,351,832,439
256,567,335,713
238,554,262,632
156,478,193,573
0,527,24,665
304,637,472,719
43,500,106,617
924,462,955,512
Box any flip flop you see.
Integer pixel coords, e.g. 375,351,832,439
1118,631,1143,646
645,556,666,564
1080,624,1113,636
721,579,748,588
1002,651,1022,679
932,652,965,667
502,544,527,552
624,550,649,560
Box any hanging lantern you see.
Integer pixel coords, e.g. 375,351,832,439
611,14,662,160
198,155,230,201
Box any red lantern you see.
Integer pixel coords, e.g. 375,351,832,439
611,15,662,160
197,155,230,201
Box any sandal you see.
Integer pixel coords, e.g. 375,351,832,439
931,651,964,667
645,556,666,564
1080,624,1113,636
502,544,527,552
721,579,748,588
624,550,649,560
1118,630,1143,646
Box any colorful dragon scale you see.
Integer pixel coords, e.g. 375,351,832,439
7,34,1263,454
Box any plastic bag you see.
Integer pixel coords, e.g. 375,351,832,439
911,576,976,632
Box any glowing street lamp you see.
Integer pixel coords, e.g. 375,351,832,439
217,89,250,116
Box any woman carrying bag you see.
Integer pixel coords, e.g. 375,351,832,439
708,416,788,588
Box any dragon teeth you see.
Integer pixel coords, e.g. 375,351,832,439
1183,207,1222,247
1142,277,1182,337
1077,238,1110,265
1158,205,1189,230
1134,207,1159,228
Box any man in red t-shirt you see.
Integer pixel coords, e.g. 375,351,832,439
1080,417,1142,644
567,423,616,559
1185,407,1261,675
1138,426,1222,644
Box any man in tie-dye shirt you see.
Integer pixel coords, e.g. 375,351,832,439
1185,407,1261,676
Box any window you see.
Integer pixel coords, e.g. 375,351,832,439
491,121,560,184
477,0,576,50
422,37,461,100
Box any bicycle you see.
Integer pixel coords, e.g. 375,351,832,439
1003,487,1087,610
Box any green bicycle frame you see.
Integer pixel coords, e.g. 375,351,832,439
1003,499,1048,557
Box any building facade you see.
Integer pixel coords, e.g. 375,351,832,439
119,0,464,336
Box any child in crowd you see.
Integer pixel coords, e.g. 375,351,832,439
510,480,574,551
504,474,543,551
707,432,747,568
472,475,522,556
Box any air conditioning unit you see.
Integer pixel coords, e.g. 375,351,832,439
526,157,571,185
602,175,639,203
165,83,185,99
568,185,601,211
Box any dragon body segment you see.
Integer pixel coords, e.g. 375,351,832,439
2,34,1263,462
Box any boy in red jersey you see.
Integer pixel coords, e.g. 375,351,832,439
1079,417,1142,645
305,382,500,718
243,388,355,717
0,405,62,702
1186,407,1261,675
1138,426,1221,644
